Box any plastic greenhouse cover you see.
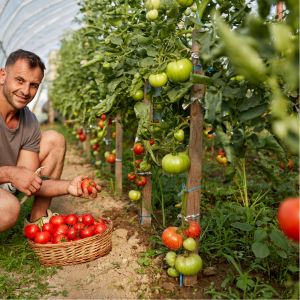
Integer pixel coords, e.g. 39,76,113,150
0,0,81,68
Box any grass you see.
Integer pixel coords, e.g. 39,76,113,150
0,196,64,299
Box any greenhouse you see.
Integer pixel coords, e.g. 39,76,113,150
0,0,299,299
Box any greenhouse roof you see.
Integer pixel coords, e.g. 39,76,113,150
0,0,81,68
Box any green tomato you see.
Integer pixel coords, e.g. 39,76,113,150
176,0,194,7
161,152,190,174
175,253,203,276
166,58,193,82
128,190,141,201
167,267,180,277
103,62,111,69
149,72,168,88
165,251,177,267
132,89,144,101
145,0,160,9
183,237,197,251
139,161,152,171
146,9,158,21
95,160,102,167
174,129,185,142
178,151,191,171
104,151,110,159
93,150,99,156
184,8,191,16
191,3,197,12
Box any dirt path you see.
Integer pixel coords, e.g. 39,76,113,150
45,146,152,299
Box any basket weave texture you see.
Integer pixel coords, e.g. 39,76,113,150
28,219,113,267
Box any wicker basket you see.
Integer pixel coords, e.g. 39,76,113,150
28,219,113,267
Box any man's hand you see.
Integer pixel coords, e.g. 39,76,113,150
9,166,42,196
67,176,101,198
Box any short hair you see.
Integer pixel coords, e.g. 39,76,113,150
5,49,46,74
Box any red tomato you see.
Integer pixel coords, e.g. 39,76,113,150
133,143,145,155
136,176,147,187
127,172,137,181
94,222,107,234
66,227,78,240
149,138,155,145
101,114,106,121
73,222,85,231
162,227,183,250
76,128,83,135
49,215,65,226
42,222,54,233
92,144,100,151
34,231,51,244
79,133,86,142
80,227,94,238
53,224,69,236
24,224,40,240
81,179,97,194
65,214,79,226
184,221,201,238
278,197,300,242
82,214,95,226
106,153,116,164
52,234,67,244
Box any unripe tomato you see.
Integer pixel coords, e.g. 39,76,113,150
216,154,227,165
278,197,300,242
104,151,110,159
176,0,194,7
174,129,185,142
149,72,168,88
175,253,203,276
183,237,197,251
139,161,151,171
146,9,158,21
167,267,180,277
165,251,177,267
145,0,160,9
132,89,144,101
166,58,193,82
128,190,141,201
162,152,190,174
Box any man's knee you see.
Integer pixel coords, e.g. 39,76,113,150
40,130,66,160
0,190,21,232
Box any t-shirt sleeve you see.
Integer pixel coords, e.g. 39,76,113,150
21,110,41,153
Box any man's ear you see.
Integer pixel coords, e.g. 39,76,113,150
0,68,6,85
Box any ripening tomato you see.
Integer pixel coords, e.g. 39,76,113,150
106,153,116,164
81,179,97,194
65,214,79,226
82,214,95,226
127,172,137,181
24,224,40,240
148,72,168,88
216,154,227,165
166,59,193,82
136,176,147,187
184,221,201,238
162,227,183,250
278,197,300,242
49,215,65,226
34,231,51,244
98,119,105,129
133,143,145,155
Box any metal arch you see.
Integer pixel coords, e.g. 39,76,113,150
2,0,78,49
6,5,78,52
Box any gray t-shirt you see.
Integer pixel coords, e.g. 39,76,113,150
0,107,41,166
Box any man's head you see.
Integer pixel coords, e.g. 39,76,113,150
0,49,46,111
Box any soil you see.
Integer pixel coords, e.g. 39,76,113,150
44,145,225,299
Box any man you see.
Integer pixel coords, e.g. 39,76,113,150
0,49,100,232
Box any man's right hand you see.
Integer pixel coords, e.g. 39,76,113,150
9,166,42,196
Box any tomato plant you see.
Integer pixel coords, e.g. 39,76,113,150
278,197,300,242
162,227,183,250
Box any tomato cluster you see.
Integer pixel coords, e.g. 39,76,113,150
24,213,107,244
162,221,203,277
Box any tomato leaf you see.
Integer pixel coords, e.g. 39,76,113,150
251,241,270,258
231,222,253,231
269,229,289,251
167,82,193,103
254,228,268,242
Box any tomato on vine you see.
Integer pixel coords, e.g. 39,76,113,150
133,143,145,155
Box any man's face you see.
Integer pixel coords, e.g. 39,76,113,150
0,59,44,111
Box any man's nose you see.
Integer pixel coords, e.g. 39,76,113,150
21,83,30,96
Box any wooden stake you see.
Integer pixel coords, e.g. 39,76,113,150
183,28,205,287
83,132,91,161
141,82,152,226
115,113,123,195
